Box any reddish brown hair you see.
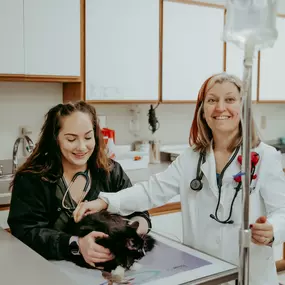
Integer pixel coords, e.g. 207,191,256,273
189,73,260,153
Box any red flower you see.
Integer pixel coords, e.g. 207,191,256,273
237,152,259,167
251,152,259,166
234,152,259,184
237,155,242,165
234,175,242,183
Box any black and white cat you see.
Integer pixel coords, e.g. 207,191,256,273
72,210,156,275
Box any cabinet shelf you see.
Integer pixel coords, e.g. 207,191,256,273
0,75,81,83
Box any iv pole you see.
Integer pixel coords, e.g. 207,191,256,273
238,37,255,285
223,1,278,284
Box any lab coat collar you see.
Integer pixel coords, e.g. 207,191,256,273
200,144,219,199
222,146,242,183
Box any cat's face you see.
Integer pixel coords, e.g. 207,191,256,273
124,224,156,261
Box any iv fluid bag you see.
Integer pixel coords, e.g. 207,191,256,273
223,0,278,51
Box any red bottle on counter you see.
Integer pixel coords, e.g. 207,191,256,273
101,128,116,159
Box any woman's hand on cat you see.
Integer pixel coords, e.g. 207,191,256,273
73,199,108,223
78,231,114,267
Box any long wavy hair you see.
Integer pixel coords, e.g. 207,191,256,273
190,73,260,153
14,101,111,183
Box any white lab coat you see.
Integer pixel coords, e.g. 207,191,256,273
100,142,285,285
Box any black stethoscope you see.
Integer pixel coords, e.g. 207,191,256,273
190,147,242,224
61,170,90,211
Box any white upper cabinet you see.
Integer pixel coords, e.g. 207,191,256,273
85,0,160,101
0,0,25,74
162,2,224,101
226,43,258,101
0,0,80,77
259,17,285,101
24,0,80,76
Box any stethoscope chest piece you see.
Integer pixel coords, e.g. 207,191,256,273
190,178,203,191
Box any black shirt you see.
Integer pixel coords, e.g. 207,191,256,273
7,160,151,261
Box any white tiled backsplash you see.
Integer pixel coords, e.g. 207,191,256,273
1,82,285,159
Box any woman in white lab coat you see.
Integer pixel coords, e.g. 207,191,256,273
74,73,285,285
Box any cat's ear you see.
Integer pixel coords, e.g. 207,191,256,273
128,221,139,231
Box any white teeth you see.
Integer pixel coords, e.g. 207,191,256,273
215,116,229,120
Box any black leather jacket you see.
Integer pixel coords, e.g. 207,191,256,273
8,160,151,261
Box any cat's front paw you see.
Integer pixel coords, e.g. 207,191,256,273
111,265,125,281
130,262,142,271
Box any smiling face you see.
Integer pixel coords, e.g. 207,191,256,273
58,111,95,170
203,81,241,137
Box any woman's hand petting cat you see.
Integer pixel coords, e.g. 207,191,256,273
78,231,114,267
74,199,108,223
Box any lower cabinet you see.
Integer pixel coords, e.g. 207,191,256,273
0,209,9,229
150,212,182,243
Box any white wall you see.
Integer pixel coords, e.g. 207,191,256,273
1,82,285,160
94,104,194,145
1,82,285,157
0,82,62,159
94,102,285,145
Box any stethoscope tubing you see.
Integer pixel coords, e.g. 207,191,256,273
190,147,242,224
61,170,90,211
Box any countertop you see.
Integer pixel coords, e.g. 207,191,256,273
269,143,285,153
125,162,170,184
160,142,285,155
0,158,236,285
0,228,78,285
0,162,172,207
0,227,238,285
1,139,284,206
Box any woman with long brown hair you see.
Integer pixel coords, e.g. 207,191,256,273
8,101,151,268
73,73,285,284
